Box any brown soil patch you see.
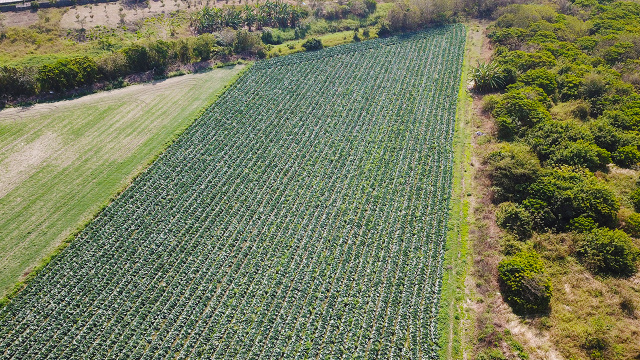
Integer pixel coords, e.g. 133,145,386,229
60,0,273,29
1,10,40,28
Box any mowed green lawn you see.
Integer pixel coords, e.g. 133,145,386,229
0,65,244,297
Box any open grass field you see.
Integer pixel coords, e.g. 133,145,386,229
0,65,244,298
0,25,465,359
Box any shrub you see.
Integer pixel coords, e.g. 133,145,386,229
526,119,594,161
589,118,623,153
121,44,149,73
377,22,391,38
261,29,282,45
527,167,619,229
623,213,640,237
496,202,533,240
470,61,507,93
0,66,38,100
577,228,640,277
612,145,640,168
96,52,128,80
302,38,323,51
519,68,557,96
569,215,597,233
234,30,264,55
37,57,98,92
193,34,217,61
548,140,611,172
630,187,640,211
485,143,541,203
493,87,551,137
498,250,552,314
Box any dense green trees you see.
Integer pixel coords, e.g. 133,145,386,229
485,2,640,289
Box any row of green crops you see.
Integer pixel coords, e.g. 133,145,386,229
0,24,465,359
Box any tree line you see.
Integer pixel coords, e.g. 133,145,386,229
0,32,263,103
191,1,309,33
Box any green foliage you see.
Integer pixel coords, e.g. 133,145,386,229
527,167,619,229
37,56,98,92
498,250,552,314
495,50,556,72
579,73,608,100
630,187,640,212
519,68,557,96
192,33,217,61
192,2,308,34
569,215,597,233
488,27,525,50
302,37,323,51
603,42,634,65
470,61,507,93
233,30,264,55
377,21,391,38
121,44,149,73
493,87,551,137
548,140,611,172
496,202,533,240
623,213,640,237
577,228,640,277
485,143,541,203
589,118,624,153
0,66,38,100
526,120,593,161
612,145,640,168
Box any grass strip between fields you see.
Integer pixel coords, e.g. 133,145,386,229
0,64,252,309
438,23,474,359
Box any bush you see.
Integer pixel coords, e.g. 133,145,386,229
548,140,611,172
496,202,533,240
527,167,619,229
0,66,38,100
623,212,640,237
121,44,150,73
234,30,264,55
577,228,640,277
630,187,640,211
96,52,128,81
485,143,541,203
261,29,282,45
470,61,507,93
37,57,98,92
612,145,640,168
569,215,597,233
519,68,557,96
193,34,217,61
493,87,551,137
377,22,392,38
302,38,323,51
498,250,552,314
526,119,594,161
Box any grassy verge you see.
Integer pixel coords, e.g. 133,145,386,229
0,64,249,305
267,27,380,57
437,23,473,359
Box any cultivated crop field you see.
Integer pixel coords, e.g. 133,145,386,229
0,25,465,359
0,66,243,298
